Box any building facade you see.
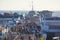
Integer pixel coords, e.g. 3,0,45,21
42,17,60,40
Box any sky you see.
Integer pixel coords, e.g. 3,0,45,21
0,0,60,11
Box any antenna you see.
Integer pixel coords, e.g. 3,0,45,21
32,0,33,11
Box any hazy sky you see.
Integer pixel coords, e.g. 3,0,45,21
0,0,60,11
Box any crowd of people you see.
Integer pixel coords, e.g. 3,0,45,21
7,18,42,40
16,22,41,34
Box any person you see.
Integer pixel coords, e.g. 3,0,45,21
40,35,44,40
4,37,7,40
29,36,32,40
20,36,24,40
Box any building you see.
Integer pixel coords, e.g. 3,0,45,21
38,10,52,18
25,11,41,26
42,17,60,40
0,13,18,29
